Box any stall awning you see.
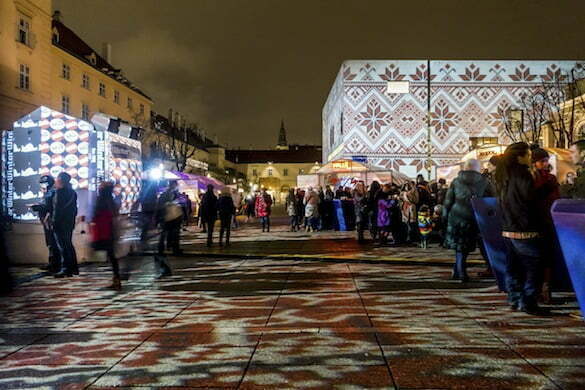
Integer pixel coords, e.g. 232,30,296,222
170,171,225,191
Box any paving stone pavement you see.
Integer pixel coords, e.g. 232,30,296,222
1,254,584,389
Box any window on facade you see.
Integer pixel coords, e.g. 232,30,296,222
61,95,70,114
19,64,30,90
61,63,70,80
114,90,120,104
81,103,90,120
139,103,144,114
268,168,273,177
469,136,499,151
299,168,305,175
82,73,90,89
283,168,288,176
99,82,106,97
18,16,30,46
127,97,133,109
252,168,258,177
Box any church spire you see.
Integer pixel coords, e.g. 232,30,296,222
276,119,288,150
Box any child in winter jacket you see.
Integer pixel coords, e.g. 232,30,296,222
418,205,433,249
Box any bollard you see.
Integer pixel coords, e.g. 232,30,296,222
471,198,508,291
551,199,585,319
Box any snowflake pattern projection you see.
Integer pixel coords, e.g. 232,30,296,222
391,101,426,139
358,98,391,140
459,101,490,136
430,99,458,140
347,136,366,153
488,99,513,136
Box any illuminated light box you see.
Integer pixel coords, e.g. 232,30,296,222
2,106,142,220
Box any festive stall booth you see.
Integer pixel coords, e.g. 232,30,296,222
1,106,142,263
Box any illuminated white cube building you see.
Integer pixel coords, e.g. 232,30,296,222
322,60,580,178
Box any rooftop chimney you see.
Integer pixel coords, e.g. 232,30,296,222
52,10,62,22
101,43,112,64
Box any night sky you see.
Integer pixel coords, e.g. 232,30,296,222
53,0,585,148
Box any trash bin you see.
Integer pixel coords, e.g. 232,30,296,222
471,197,507,291
551,199,585,319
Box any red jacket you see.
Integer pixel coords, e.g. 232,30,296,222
255,193,272,217
534,168,560,230
91,209,114,242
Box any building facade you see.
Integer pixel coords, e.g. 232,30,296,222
323,60,580,178
0,0,152,131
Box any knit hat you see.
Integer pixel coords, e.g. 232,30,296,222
531,148,549,162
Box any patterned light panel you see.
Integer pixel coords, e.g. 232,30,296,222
323,60,581,177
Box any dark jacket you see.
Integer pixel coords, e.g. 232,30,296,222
443,170,492,252
499,165,539,233
218,194,235,219
52,186,77,231
200,190,218,221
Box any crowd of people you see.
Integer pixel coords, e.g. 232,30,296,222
7,140,585,309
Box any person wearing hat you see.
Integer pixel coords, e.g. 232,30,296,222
52,172,79,278
532,146,560,304
218,187,236,246
35,175,58,273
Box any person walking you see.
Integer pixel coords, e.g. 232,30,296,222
231,188,241,229
52,172,79,278
400,182,419,244
200,184,218,247
286,188,298,232
138,182,158,243
157,180,183,255
218,187,235,246
353,182,368,243
255,188,273,232
442,159,492,282
245,191,256,222
496,142,548,315
295,188,305,231
91,182,121,290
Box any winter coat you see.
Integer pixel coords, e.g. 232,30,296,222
401,188,418,224
255,193,272,217
377,198,393,228
217,194,235,219
286,194,297,216
534,169,560,231
91,208,114,243
418,212,433,236
443,170,492,253
200,190,218,222
499,165,539,233
353,192,367,223
52,186,77,231
305,203,318,218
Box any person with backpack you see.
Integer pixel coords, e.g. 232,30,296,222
443,159,493,282
90,182,121,290
157,180,183,255
255,188,273,232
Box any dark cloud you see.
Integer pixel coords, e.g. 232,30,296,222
53,0,585,148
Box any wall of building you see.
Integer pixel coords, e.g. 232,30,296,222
0,0,53,130
242,162,321,200
323,60,580,178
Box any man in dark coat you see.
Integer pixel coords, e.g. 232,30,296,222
35,175,58,272
566,140,585,199
217,188,235,246
442,159,492,282
200,184,218,247
52,172,79,278
157,180,183,255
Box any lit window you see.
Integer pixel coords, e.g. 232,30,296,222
18,16,30,46
299,168,305,175
19,64,30,90
114,90,120,104
268,168,273,177
99,82,106,97
81,103,90,120
139,103,144,114
82,73,90,89
283,168,288,176
61,95,70,114
61,64,70,80
127,97,133,109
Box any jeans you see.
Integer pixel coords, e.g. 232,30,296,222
261,216,270,231
205,218,216,246
220,215,231,244
453,250,469,280
504,238,542,308
53,228,78,274
290,215,297,230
